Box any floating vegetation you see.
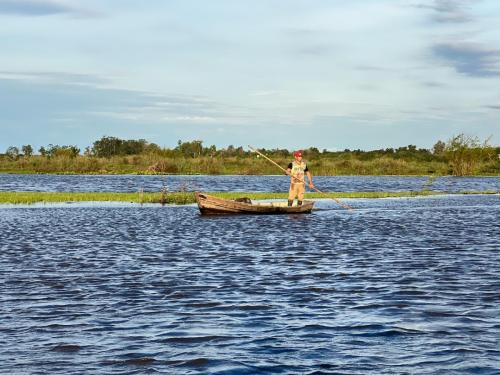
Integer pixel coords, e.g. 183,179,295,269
0,190,496,205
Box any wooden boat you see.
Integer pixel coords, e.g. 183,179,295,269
195,192,314,215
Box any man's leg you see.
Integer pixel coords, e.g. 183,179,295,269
288,183,297,206
297,184,305,205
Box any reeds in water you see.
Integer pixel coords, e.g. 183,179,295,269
1,190,495,205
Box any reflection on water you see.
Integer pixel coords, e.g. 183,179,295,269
1,174,499,193
1,195,499,374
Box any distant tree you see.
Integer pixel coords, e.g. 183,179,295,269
444,134,494,176
84,146,93,156
55,145,80,158
22,144,33,157
226,145,235,156
305,147,320,158
92,136,123,158
432,140,446,155
38,144,80,158
5,146,20,160
177,140,203,158
144,142,161,154
122,139,147,155
235,146,245,156
207,145,217,157
92,136,160,157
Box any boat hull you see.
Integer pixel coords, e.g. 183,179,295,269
195,192,314,215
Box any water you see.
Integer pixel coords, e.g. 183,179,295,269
1,194,499,374
1,174,499,193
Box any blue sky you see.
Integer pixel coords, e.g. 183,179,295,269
1,0,499,152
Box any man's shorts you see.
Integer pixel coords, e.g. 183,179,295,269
288,182,305,201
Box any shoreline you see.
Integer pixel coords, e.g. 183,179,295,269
0,190,498,205
1,171,500,177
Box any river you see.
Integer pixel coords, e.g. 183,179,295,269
1,175,499,374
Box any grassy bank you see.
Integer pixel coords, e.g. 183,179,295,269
1,190,497,205
4,135,499,176
1,154,498,176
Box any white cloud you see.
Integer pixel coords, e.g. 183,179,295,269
0,0,499,150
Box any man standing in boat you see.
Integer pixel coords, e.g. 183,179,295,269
286,150,314,206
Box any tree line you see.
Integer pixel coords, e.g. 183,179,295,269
5,144,80,159
2,134,499,176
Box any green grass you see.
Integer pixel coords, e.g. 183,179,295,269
0,154,481,176
0,190,497,205
0,191,191,205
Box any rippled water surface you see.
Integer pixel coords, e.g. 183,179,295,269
1,194,499,374
1,174,499,193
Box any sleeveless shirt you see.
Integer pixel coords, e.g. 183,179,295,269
289,160,308,184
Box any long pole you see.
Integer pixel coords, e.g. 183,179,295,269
248,145,353,211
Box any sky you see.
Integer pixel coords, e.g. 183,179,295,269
1,0,499,152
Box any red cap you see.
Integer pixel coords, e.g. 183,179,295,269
293,150,302,158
